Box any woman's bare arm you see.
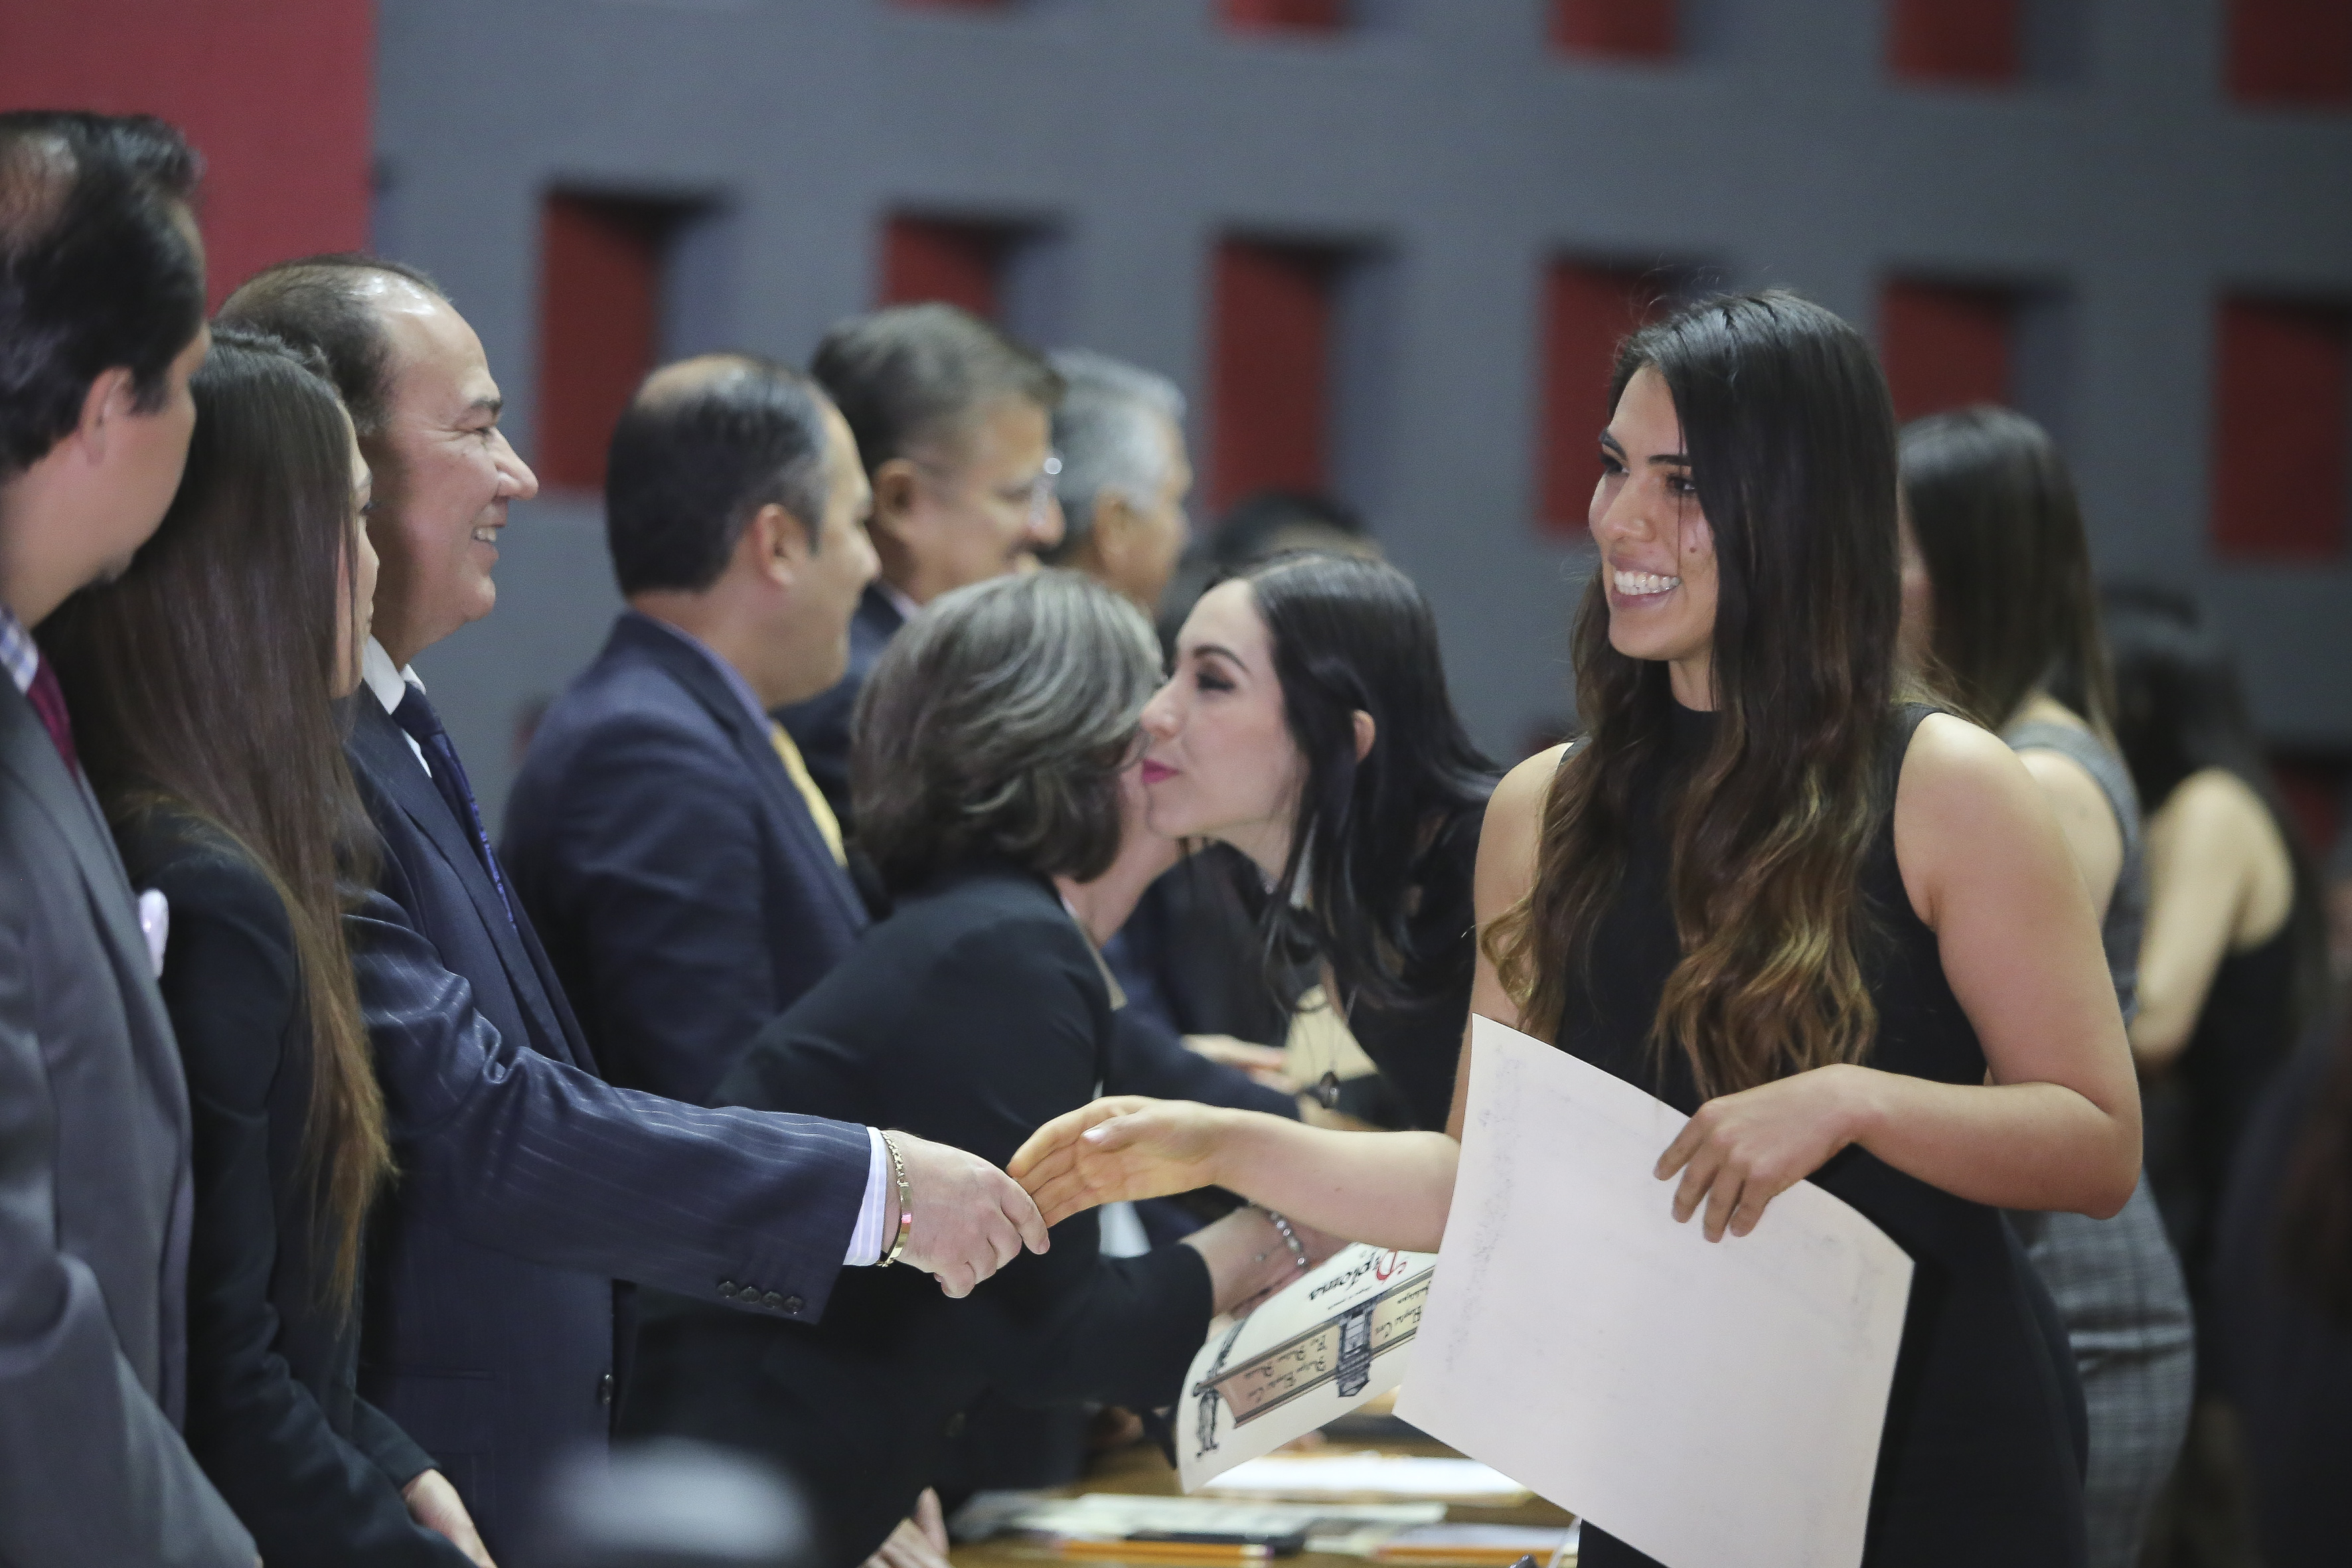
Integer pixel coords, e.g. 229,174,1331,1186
1010,747,1561,1250
2132,769,2285,1071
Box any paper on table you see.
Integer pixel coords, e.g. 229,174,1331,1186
1395,1016,1914,1568
1176,1243,1439,1492
1202,1453,1531,1506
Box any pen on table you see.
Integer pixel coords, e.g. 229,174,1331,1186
1058,1540,1275,1563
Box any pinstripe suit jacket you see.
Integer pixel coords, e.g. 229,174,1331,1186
344,694,870,1555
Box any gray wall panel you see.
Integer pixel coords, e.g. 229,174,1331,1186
372,0,2352,823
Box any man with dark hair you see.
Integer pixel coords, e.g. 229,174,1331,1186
0,111,254,1566
779,301,1065,823
505,354,880,1104
1042,348,1194,613
218,263,1046,1553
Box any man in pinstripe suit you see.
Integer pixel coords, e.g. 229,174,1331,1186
220,259,1049,1556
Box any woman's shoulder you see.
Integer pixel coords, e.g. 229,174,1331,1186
2149,767,2286,867
118,807,297,963
1484,745,1569,841
858,864,1093,989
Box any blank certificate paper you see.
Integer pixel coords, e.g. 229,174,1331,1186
1395,1016,1914,1568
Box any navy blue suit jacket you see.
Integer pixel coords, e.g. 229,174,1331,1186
343,694,870,1554
503,613,868,1105
773,584,905,828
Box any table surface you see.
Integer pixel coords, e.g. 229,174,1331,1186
950,1435,1577,1568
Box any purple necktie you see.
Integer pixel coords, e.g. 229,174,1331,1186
25,657,79,776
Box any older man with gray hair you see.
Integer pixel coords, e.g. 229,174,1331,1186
1044,349,1193,612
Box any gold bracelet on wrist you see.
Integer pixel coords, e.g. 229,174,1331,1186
880,1131,913,1267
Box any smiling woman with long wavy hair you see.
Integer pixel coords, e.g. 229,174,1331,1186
1010,291,2141,1568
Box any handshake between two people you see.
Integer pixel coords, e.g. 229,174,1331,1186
902,1098,1345,1308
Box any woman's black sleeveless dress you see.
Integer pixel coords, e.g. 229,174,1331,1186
1556,702,2090,1568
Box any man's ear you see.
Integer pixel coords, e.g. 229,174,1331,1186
1352,709,1376,763
746,502,813,588
73,368,141,465
868,457,921,540
1079,489,1133,569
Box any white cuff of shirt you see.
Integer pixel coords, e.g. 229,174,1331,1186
844,1125,891,1267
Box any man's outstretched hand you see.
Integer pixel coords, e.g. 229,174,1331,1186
1008,1096,1227,1227
887,1131,1050,1297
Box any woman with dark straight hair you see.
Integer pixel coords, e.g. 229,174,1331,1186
2102,584,2327,1243
1135,551,1500,1130
1016,292,2142,1567
1899,405,2191,1568
40,329,487,1566
2096,584,2327,1565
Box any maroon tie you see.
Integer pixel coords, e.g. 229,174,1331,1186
26,657,80,776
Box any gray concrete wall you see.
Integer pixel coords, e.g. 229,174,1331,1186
368,0,2352,823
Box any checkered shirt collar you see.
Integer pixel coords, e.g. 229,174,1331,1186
0,605,37,696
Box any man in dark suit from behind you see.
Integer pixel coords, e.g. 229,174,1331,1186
217,260,1048,1555
0,111,254,1566
505,355,880,1105
779,303,1065,826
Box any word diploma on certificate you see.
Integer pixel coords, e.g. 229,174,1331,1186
1177,1243,1438,1492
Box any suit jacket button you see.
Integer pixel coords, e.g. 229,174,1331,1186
598,1372,615,1408
718,1280,738,1298
783,1294,805,1315
762,1291,783,1310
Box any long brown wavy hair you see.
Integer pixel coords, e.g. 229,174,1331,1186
1485,292,1907,1097
44,328,390,1307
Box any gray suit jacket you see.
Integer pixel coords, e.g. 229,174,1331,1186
0,680,254,1566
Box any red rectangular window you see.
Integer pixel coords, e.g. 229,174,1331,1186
537,193,680,492
2229,0,2352,106
1538,264,1667,535
1552,0,1676,60
1210,239,1341,512
2212,297,2350,561
1878,279,2017,424
880,216,1013,319
1889,0,2021,84
1222,0,1348,35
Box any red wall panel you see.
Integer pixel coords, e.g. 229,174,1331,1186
0,0,374,307
1210,240,1338,512
536,195,668,493
1539,264,1664,535
880,216,1006,319
1879,280,2016,424
1222,0,1348,34
1888,0,2021,84
2212,297,2350,561
2228,0,2352,106
1552,0,1677,60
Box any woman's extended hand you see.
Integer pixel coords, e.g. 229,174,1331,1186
1008,1097,1230,1225
1652,1064,1877,1241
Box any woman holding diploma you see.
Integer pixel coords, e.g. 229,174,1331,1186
1013,291,2140,1567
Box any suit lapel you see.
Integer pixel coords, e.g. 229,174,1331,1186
349,699,582,1066
0,684,189,1135
621,618,868,933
